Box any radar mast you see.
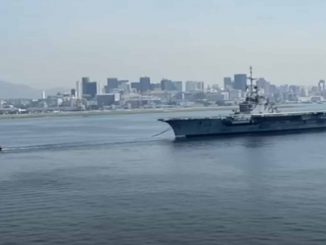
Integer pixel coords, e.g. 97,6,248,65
248,66,256,96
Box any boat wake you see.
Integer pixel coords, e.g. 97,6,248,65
0,138,169,154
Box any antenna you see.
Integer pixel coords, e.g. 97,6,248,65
248,66,256,96
250,66,253,95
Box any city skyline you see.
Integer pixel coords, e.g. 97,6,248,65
2,70,326,97
1,0,326,88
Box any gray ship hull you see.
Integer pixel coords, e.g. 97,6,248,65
159,111,326,138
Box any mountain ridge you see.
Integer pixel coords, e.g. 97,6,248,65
0,80,70,99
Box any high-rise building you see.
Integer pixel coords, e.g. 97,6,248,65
118,80,130,93
223,77,233,90
131,82,140,92
106,78,119,93
256,78,272,97
82,77,90,96
139,77,151,93
161,79,173,91
233,74,247,92
88,82,97,98
185,81,204,93
172,81,183,92
71,89,76,97
82,77,97,99
160,79,182,92
150,83,161,91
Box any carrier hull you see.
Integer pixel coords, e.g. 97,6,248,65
159,111,326,138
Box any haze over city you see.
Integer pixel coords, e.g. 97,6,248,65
1,0,326,88
4,2,326,245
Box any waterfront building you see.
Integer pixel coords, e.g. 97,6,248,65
96,94,115,107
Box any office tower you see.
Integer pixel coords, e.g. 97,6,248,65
82,77,97,99
223,77,233,90
71,89,76,97
185,81,205,93
131,82,140,92
150,83,161,91
106,78,119,93
233,74,247,91
161,79,171,91
172,81,183,92
118,80,130,93
139,77,151,93
82,77,90,96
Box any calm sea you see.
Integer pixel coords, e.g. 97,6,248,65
1,106,326,245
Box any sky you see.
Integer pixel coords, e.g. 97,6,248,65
1,0,326,89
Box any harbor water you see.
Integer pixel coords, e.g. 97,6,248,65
1,107,326,244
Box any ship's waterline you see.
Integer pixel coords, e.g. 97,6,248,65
160,68,326,138
160,112,326,138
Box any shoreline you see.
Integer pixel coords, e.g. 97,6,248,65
0,106,234,120
0,103,321,121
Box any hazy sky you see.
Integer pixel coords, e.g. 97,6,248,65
1,0,326,89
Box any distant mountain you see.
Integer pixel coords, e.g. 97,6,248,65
0,81,71,99
0,80,41,99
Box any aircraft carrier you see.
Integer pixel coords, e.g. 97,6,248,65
159,67,326,138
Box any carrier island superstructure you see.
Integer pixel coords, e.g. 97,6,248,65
159,67,326,138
